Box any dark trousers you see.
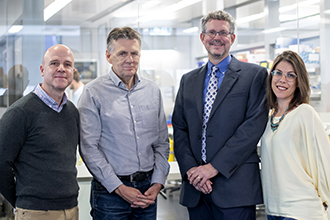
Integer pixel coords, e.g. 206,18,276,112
188,193,256,220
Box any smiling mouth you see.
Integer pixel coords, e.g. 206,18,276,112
210,40,224,46
276,86,287,91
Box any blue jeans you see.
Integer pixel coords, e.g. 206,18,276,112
267,215,296,220
90,177,157,220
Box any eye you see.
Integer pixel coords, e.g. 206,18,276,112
208,30,216,35
287,73,296,79
272,70,282,76
220,31,228,36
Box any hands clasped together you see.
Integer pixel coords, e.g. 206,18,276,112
186,163,219,194
115,183,162,209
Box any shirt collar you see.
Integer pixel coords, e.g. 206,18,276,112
207,54,232,76
33,84,68,112
109,67,140,89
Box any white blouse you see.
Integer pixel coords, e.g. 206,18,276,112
261,104,330,220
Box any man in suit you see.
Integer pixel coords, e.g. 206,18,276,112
172,10,268,220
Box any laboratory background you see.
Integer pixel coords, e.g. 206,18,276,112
0,0,330,219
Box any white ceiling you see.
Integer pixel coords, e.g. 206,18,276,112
43,0,320,39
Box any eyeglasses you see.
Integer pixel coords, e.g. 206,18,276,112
271,70,297,82
203,30,232,38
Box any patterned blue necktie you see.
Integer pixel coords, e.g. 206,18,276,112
201,66,219,163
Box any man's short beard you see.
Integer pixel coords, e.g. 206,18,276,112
209,50,225,59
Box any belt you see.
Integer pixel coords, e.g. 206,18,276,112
117,170,153,183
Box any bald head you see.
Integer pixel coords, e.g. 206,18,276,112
42,44,74,66
39,44,75,103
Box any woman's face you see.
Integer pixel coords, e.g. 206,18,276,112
271,60,297,105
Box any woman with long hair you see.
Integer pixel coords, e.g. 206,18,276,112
261,50,330,220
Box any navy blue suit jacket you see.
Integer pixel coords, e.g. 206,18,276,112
172,56,268,208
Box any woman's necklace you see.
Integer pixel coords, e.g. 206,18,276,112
270,108,288,132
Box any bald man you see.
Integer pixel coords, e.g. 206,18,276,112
0,44,79,220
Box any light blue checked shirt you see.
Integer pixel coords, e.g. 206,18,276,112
33,84,68,113
78,68,170,194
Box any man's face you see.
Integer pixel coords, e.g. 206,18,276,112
200,19,235,62
40,45,75,94
106,38,141,82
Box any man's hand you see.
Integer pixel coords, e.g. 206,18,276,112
186,164,219,194
133,183,162,208
114,184,145,206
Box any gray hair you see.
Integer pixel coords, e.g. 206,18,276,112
106,27,142,53
200,10,236,34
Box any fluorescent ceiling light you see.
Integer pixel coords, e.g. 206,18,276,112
8,25,23,33
236,12,265,25
44,0,72,21
167,0,202,12
182,27,199,33
141,0,161,10
325,9,330,14
137,0,202,23
279,0,320,13
262,27,286,34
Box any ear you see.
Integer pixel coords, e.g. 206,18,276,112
200,32,205,42
40,65,44,77
106,50,112,64
230,33,236,45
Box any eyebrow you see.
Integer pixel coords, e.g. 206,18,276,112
117,50,139,55
49,59,73,64
275,69,294,73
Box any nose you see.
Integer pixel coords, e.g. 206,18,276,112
214,32,222,39
126,55,134,63
279,74,287,82
58,64,65,72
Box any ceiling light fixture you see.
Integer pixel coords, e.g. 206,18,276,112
44,0,72,21
262,27,286,34
8,25,23,34
182,27,199,33
236,12,265,25
137,0,202,23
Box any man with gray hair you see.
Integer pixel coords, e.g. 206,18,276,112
78,26,169,219
172,10,268,219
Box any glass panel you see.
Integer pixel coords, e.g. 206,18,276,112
0,0,327,114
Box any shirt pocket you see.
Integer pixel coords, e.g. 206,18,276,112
138,104,158,129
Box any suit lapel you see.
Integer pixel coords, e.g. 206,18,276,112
209,57,241,120
192,65,207,123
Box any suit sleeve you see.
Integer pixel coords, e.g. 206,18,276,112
210,66,268,179
172,75,199,179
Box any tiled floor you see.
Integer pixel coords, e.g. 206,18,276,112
157,189,267,220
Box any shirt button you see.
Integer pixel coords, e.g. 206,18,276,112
137,136,139,139
134,121,136,124
139,153,141,156
131,105,134,108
